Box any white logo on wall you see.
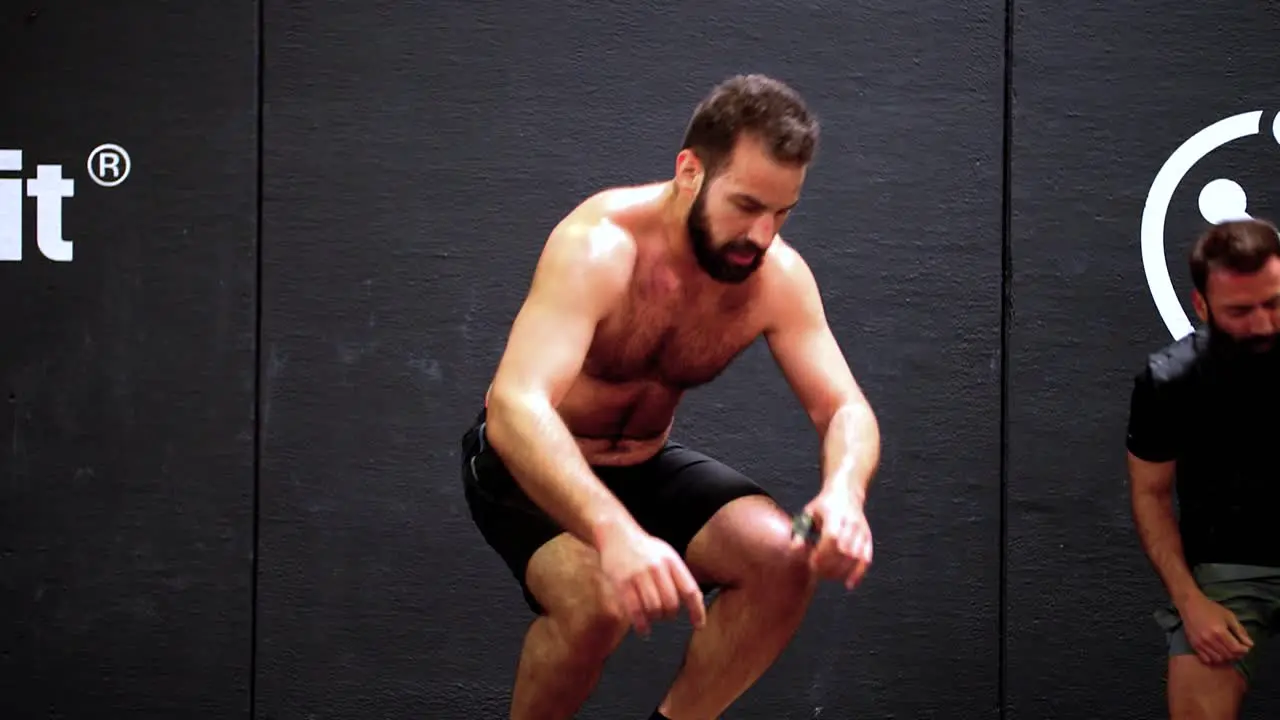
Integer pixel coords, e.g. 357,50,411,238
1141,112,1280,340
0,143,131,262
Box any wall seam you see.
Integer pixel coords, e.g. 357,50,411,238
999,0,1014,717
250,0,265,717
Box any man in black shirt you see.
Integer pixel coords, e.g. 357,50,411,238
1127,218,1280,718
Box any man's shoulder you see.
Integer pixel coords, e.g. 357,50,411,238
759,237,815,289
552,184,666,249
755,238,826,330
550,191,644,255
1140,327,1208,386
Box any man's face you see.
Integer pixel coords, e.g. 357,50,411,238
685,135,806,284
1199,256,1280,354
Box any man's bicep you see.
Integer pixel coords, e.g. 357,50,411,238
493,293,597,406
1127,452,1176,495
490,223,631,406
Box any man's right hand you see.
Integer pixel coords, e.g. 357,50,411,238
597,525,707,637
1178,592,1254,666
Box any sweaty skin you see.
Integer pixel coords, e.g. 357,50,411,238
482,177,877,553
491,183,767,463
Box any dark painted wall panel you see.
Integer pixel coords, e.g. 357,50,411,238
1007,3,1280,717
0,4,259,718
258,2,1002,718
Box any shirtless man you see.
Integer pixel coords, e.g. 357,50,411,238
459,74,881,720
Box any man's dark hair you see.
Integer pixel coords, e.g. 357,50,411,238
1189,217,1280,295
680,74,819,177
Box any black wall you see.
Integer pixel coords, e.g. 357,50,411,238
1,2,1276,718
256,2,1003,718
0,3,259,718
1007,3,1280,717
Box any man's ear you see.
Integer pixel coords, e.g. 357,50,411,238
675,149,704,193
1192,288,1209,322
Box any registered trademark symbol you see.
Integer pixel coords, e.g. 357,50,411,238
87,143,130,187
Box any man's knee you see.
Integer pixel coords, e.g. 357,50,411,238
750,518,817,603
552,584,631,658
526,537,631,659
696,496,815,601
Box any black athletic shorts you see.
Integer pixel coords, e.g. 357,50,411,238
459,408,773,615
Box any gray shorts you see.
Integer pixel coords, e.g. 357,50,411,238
1153,563,1280,684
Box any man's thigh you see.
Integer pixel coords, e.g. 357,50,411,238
1167,654,1247,718
460,415,566,614
608,441,781,587
1154,564,1280,686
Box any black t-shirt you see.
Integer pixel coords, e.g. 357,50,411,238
1126,328,1280,568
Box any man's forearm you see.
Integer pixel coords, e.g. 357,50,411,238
820,401,880,502
1131,489,1201,608
484,393,639,548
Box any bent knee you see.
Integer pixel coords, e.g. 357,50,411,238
549,579,630,657
738,512,816,595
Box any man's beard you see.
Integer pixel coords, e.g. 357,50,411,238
1206,313,1280,375
686,189,764,284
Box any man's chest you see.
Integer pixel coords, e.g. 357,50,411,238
1180,383,1280,475
584,292,764,388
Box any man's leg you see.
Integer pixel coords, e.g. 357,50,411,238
615,444,816,719
1156,565,1278,720
460,415,630,720
1166,655,1246,720
658,494,816,719
509,534,631,719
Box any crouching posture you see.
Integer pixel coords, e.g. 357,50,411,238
460,74,881,720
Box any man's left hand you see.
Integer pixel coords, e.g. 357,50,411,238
794,489,873,590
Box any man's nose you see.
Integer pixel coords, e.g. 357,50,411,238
1248,310,1277,335
749,215,775,245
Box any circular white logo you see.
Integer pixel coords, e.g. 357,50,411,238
86,143,130,187
1140,111,1280,339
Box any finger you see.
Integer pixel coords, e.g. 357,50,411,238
808,528,832,571
1221,626,1250,656
1218,627,1249,655
813,520,849,576
1214,624,1248,656
847,561,869,590
1208,631,1239,662
1196,647,1218,666
670,560,707,628
620,584,650,637
1227,615,1254,648
1194,636,1223,665
831,521,861,579
1190,637,1215,666
845,542,871,590
835,520,858,558
650,565,681,618
834,545,858,581
846,530,867,564
842,555,864,588
855,532,874,567
633,573,665,623
810,543,842,579
1201,631,1226,661
827,547,858,582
